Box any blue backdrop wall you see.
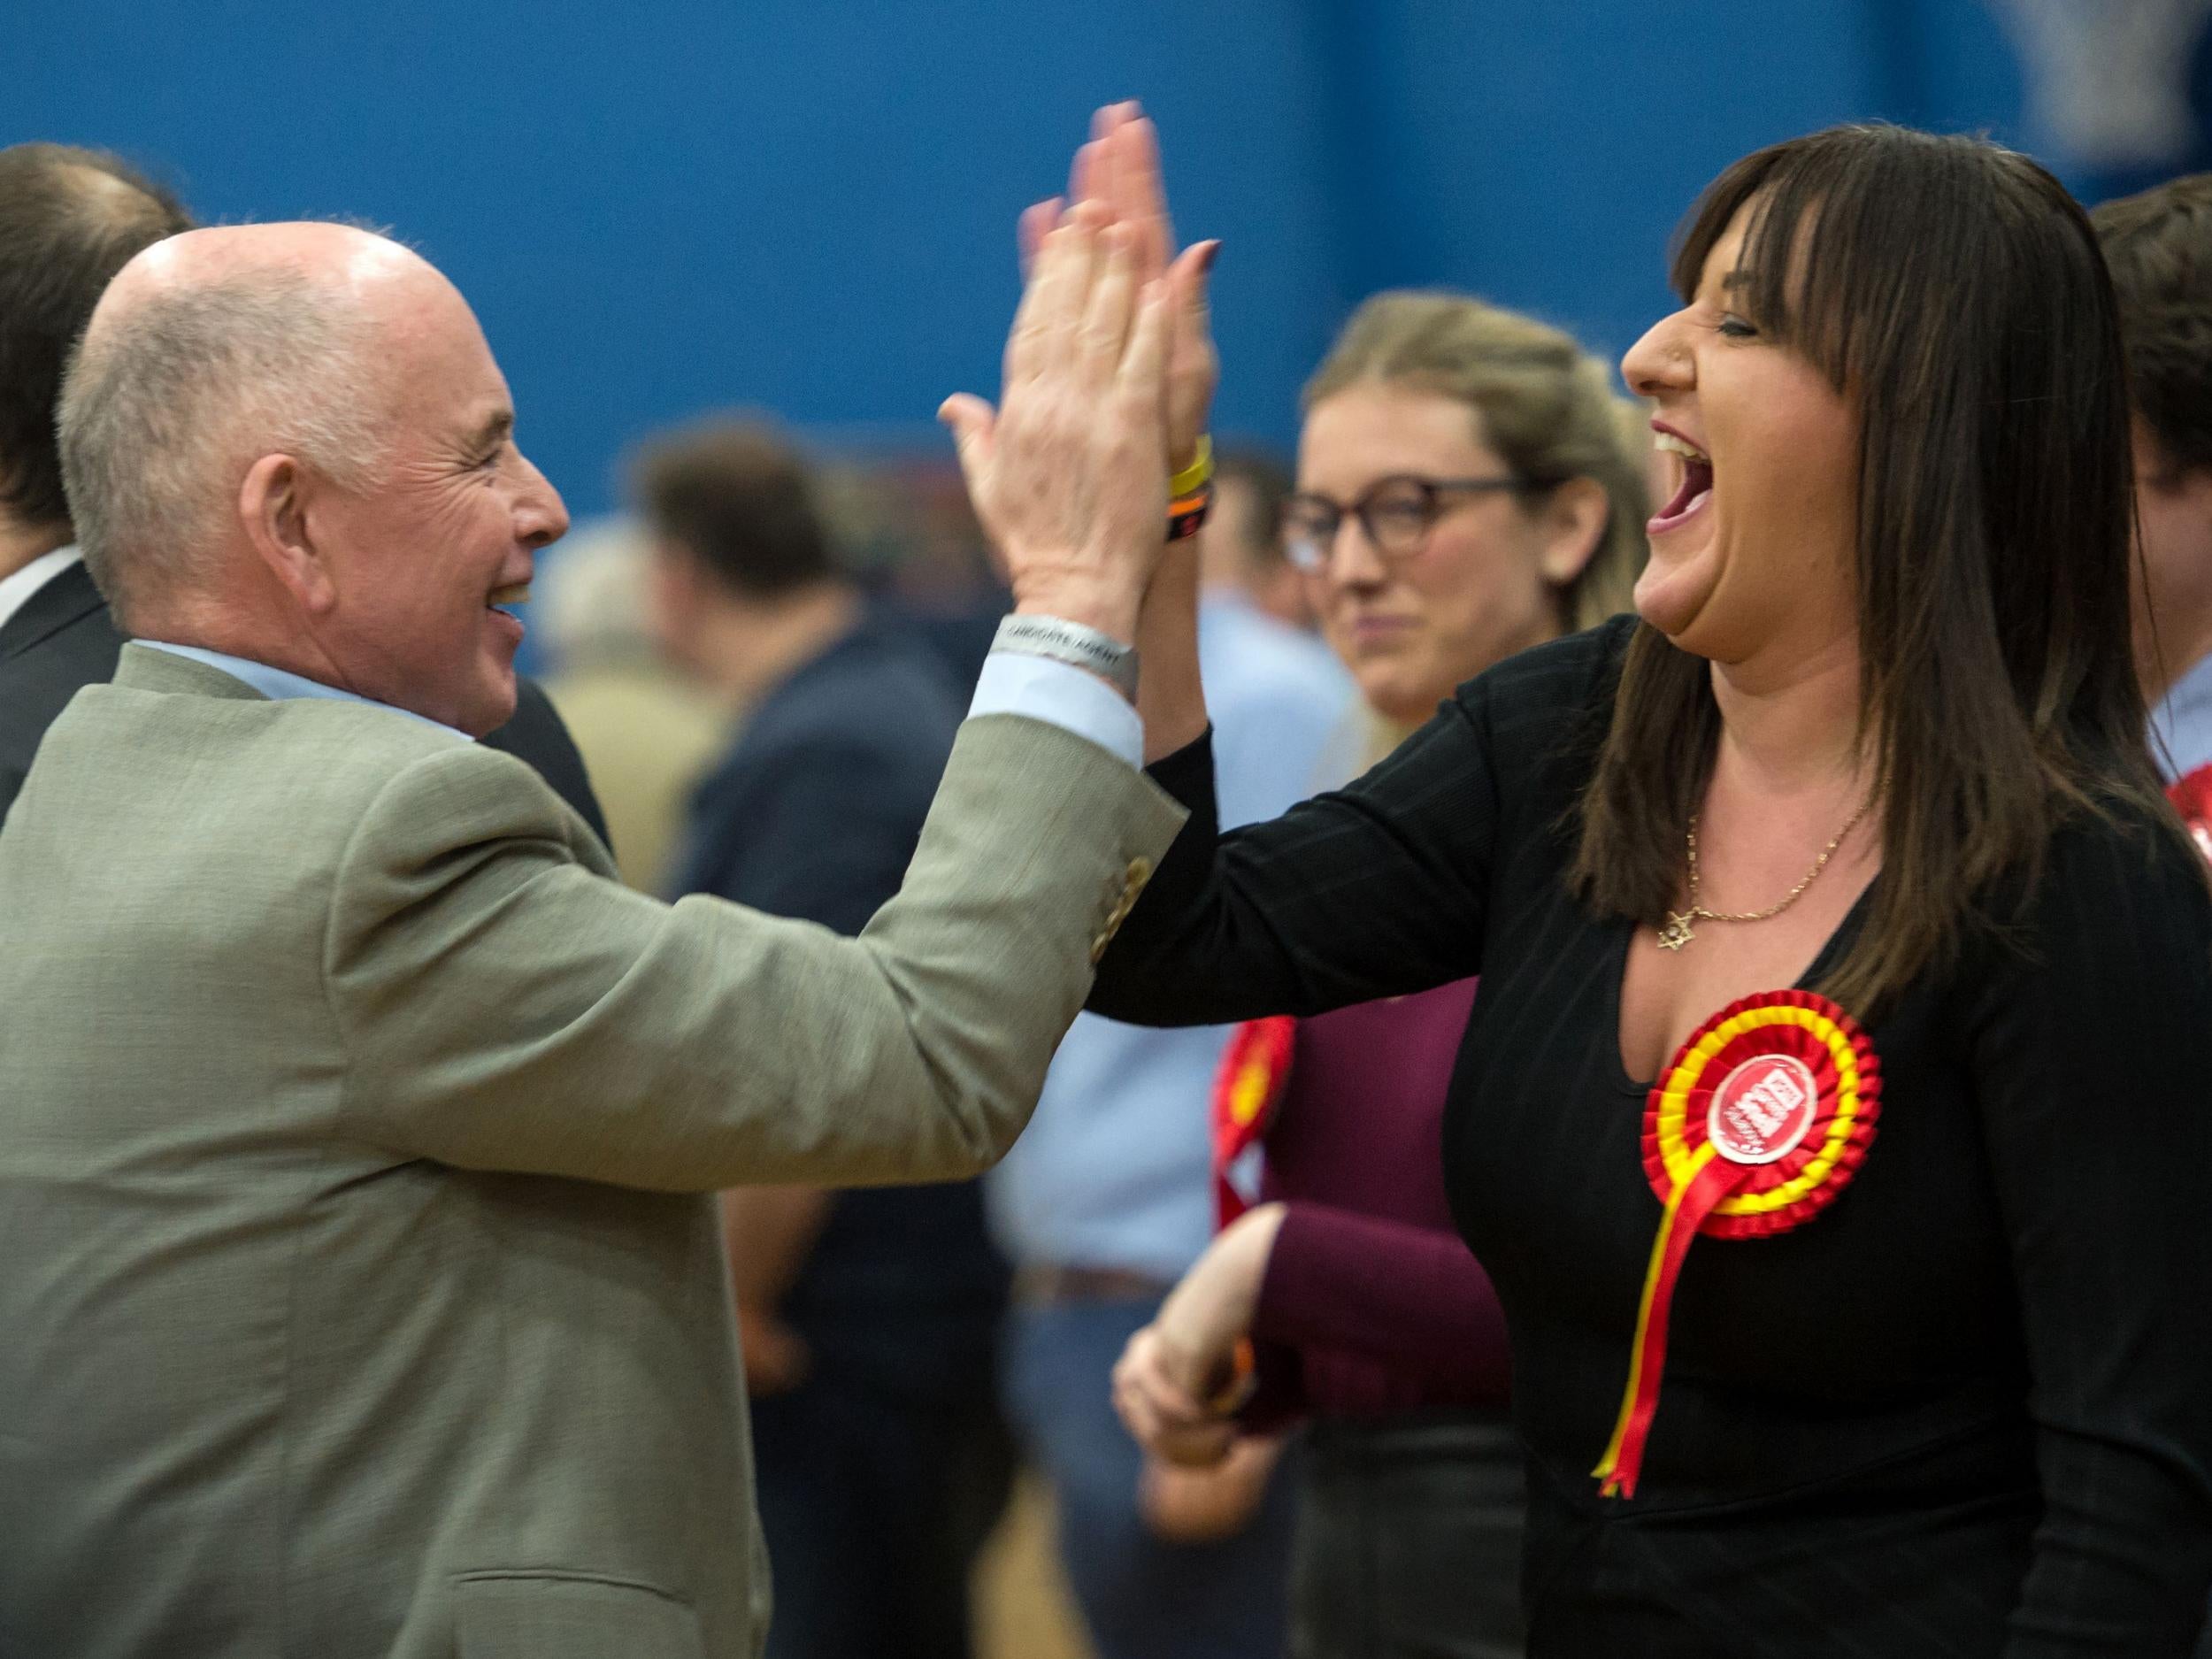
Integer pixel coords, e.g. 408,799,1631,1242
13,1,2037,516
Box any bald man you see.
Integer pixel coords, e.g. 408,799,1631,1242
0,142,606,838
0,219,1186,1658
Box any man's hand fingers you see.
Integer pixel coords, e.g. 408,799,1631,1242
1115,279,1175,425
1079,224,1141,384
1017,197,1061,278
1004,218,1070,388
1094,114,1128,227
1009,205,1104,386
1122,116,1174,280
1069,136,1101,208
936,395,996,488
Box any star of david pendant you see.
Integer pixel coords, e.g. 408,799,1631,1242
1656,911,1696,952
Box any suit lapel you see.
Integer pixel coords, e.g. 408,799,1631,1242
0,561,107,664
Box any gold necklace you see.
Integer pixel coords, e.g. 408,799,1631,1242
1655,799,1874,952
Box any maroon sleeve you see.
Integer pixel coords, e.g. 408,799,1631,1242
1250,1202,1512,1405
1237,1339,1310,1436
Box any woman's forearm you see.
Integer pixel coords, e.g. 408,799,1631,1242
1139,541,1210,763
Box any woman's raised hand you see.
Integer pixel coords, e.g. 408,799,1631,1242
941,202,1174,648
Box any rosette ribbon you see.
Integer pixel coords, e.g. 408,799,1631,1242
2170,763,2212,868
1593,990,1881,1499
1210,1017,1295,1228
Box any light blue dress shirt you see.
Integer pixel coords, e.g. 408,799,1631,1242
2150,649,2212,784
134,642,477,742
968,648,1141,766
987,593,1356,1282
138,638,1145,767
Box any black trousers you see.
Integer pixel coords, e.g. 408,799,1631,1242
1291,1412,1527,1659
749,1366,1013,1659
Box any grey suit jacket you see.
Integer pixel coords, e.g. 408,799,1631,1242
0,644,1183,1659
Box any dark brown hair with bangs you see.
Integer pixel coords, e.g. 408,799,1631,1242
1570,123,2176,1014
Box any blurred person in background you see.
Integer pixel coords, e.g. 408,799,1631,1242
534,518,724,890
1199,447,1315,631
634,416,1013,1659
818,457,1014,692
2092,176,2212,1658
0,142,606,838
1117,290,1647,1659
980,104,1355,1659
2093,176,2212,806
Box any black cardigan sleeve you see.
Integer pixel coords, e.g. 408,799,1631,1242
1089,618,1627,1028
1964,810,2212,1655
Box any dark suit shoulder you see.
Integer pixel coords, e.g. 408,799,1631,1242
0,572,127,826
0,560,114,664
481,676,611,853
0,603,127,746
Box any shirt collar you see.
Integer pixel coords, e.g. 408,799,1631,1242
2150,649,2212,783
134,641,473,742
0,544,82,637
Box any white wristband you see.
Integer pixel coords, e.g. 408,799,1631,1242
991,614,1140,701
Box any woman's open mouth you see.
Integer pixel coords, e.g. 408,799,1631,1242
1650,431,1713,536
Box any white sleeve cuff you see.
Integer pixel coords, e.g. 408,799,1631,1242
968,650,1142,769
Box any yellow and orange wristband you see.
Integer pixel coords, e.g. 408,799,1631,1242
1168,436,1215,541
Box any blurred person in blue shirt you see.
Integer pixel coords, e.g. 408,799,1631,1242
988,449,1354,1659
636,417,1011,1659
1197,448,1323,634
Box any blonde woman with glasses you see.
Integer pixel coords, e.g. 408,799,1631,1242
1114,290,1647,1658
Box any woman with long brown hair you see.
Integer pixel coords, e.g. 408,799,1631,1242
1090,123,2212,1652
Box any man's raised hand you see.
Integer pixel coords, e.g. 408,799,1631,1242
941,204,1174,648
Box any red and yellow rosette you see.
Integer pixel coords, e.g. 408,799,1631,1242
1593,990,1881,1499
1210,1017,1295,1228
2170,763,2212,869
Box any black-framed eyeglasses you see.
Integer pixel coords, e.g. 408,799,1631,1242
1282,474,1532,572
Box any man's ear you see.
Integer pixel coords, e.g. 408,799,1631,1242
1535,476,1609,588
238,452,336,615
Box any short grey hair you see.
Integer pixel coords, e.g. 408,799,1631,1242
58,267,388,630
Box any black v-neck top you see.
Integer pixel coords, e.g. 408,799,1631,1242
1090,618,2212,1656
